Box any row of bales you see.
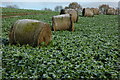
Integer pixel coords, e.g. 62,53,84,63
82,6,119,17
64,2,119,16
9,3,119,46
9,9,78,46
82,7,119,17
99,4,119,15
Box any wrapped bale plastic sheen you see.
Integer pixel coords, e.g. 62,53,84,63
9,19,52,46
90,8,100,15
82,8,94,17
60,9,78,23
52,14,74,31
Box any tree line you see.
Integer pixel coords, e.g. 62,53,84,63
5,2,119,13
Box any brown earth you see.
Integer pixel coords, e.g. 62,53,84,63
2,12,42,18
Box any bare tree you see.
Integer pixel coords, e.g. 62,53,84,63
54,6,63,12
6,5,19,9
68,2,82,11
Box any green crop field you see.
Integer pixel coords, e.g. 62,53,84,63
1,8,120,79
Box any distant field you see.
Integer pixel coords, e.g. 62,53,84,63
2,8,119,79
2,7,55,18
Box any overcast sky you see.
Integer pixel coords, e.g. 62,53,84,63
1,0,120,2
1,0,119,10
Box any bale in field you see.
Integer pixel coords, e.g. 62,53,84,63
60,9,78,23
82,8,94,17
90,8,100,15
115,9,119,15
106,8,116,15
115,9,118,15
52,14,74,31
9,19,52,46
99,4,110,14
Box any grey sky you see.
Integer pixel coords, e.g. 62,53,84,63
1,0,118,10
1,0,119,2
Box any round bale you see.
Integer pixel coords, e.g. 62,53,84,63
90,8,100,15
106,8,116,15
60,9,78,23
9,19,52,46
115,9,118,15
52,14,74,31
82,8,94,17
115,9,120,15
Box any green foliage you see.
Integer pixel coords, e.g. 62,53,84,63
2,7,51,13
2,8,119,79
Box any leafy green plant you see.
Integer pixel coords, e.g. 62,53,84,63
1,8,119,79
